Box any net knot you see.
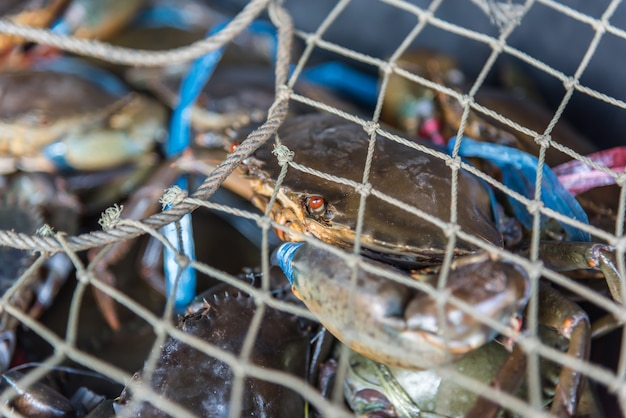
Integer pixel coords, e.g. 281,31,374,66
445,156,462,171
273,143,294,166
443,222,460,238
76,270,90,284
590,19,606,35
563,77,577,90
98,204,123,230
256,216,273,230
527,260,544,279
36,224,55,237
275,84,292,102
344,253,361,269
381,62,394,76
160,186,187,210
615,236,626,253
534,134,551,148
525,200,543,215
175,253,191,270
363,121,379,136
475,0,525,30
518,333,541,355
459,94,472,109
355,183,372,197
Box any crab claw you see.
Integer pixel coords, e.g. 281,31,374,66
537,283,590,417
528,241,624,304
0,331,15,372
29,253,72,319
276,242,530,369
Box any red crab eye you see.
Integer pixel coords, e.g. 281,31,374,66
306,195,326,216
229,141,240,153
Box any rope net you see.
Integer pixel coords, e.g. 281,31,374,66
0,0,624,417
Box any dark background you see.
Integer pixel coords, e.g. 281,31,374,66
217,0,626,150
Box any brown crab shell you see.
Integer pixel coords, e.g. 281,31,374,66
128,284,310,417
242,113,502,268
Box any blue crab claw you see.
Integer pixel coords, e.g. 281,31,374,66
275,241,303,286
275,242,530,369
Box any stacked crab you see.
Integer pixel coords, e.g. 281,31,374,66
0,1,624,418
240,51,625,417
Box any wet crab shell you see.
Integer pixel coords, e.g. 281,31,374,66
0,70,166,172
0,71,117,123
0,364,124,417
242,113,502,268
127,284,311,417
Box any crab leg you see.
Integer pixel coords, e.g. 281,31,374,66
534,241,623,303
465,282,589,418
0,370,76,416
465,344,527,418
537,283,590,417
28,253,73,319
88,162,182,330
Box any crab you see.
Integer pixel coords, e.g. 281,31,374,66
117,282,313,417
0,64,168,329
278,242,529,371
0,67,166,175
0,362,123,416
239,113,622,416
340,337,602,418
279,241,596,417
381,49,597,167
0,172,80,371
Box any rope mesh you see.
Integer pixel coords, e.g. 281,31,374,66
0,0,624,417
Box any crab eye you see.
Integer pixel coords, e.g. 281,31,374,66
305,195,326,216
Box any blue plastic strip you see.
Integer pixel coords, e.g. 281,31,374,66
298,61,379,107
247,20,278,62
162,177,197,312
163,21,232,311
167,21,229,156
448,137,590,242
163,19,278,310
51,19,71,35
41,142,73,172
274,242,304,284
167,19,278,156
